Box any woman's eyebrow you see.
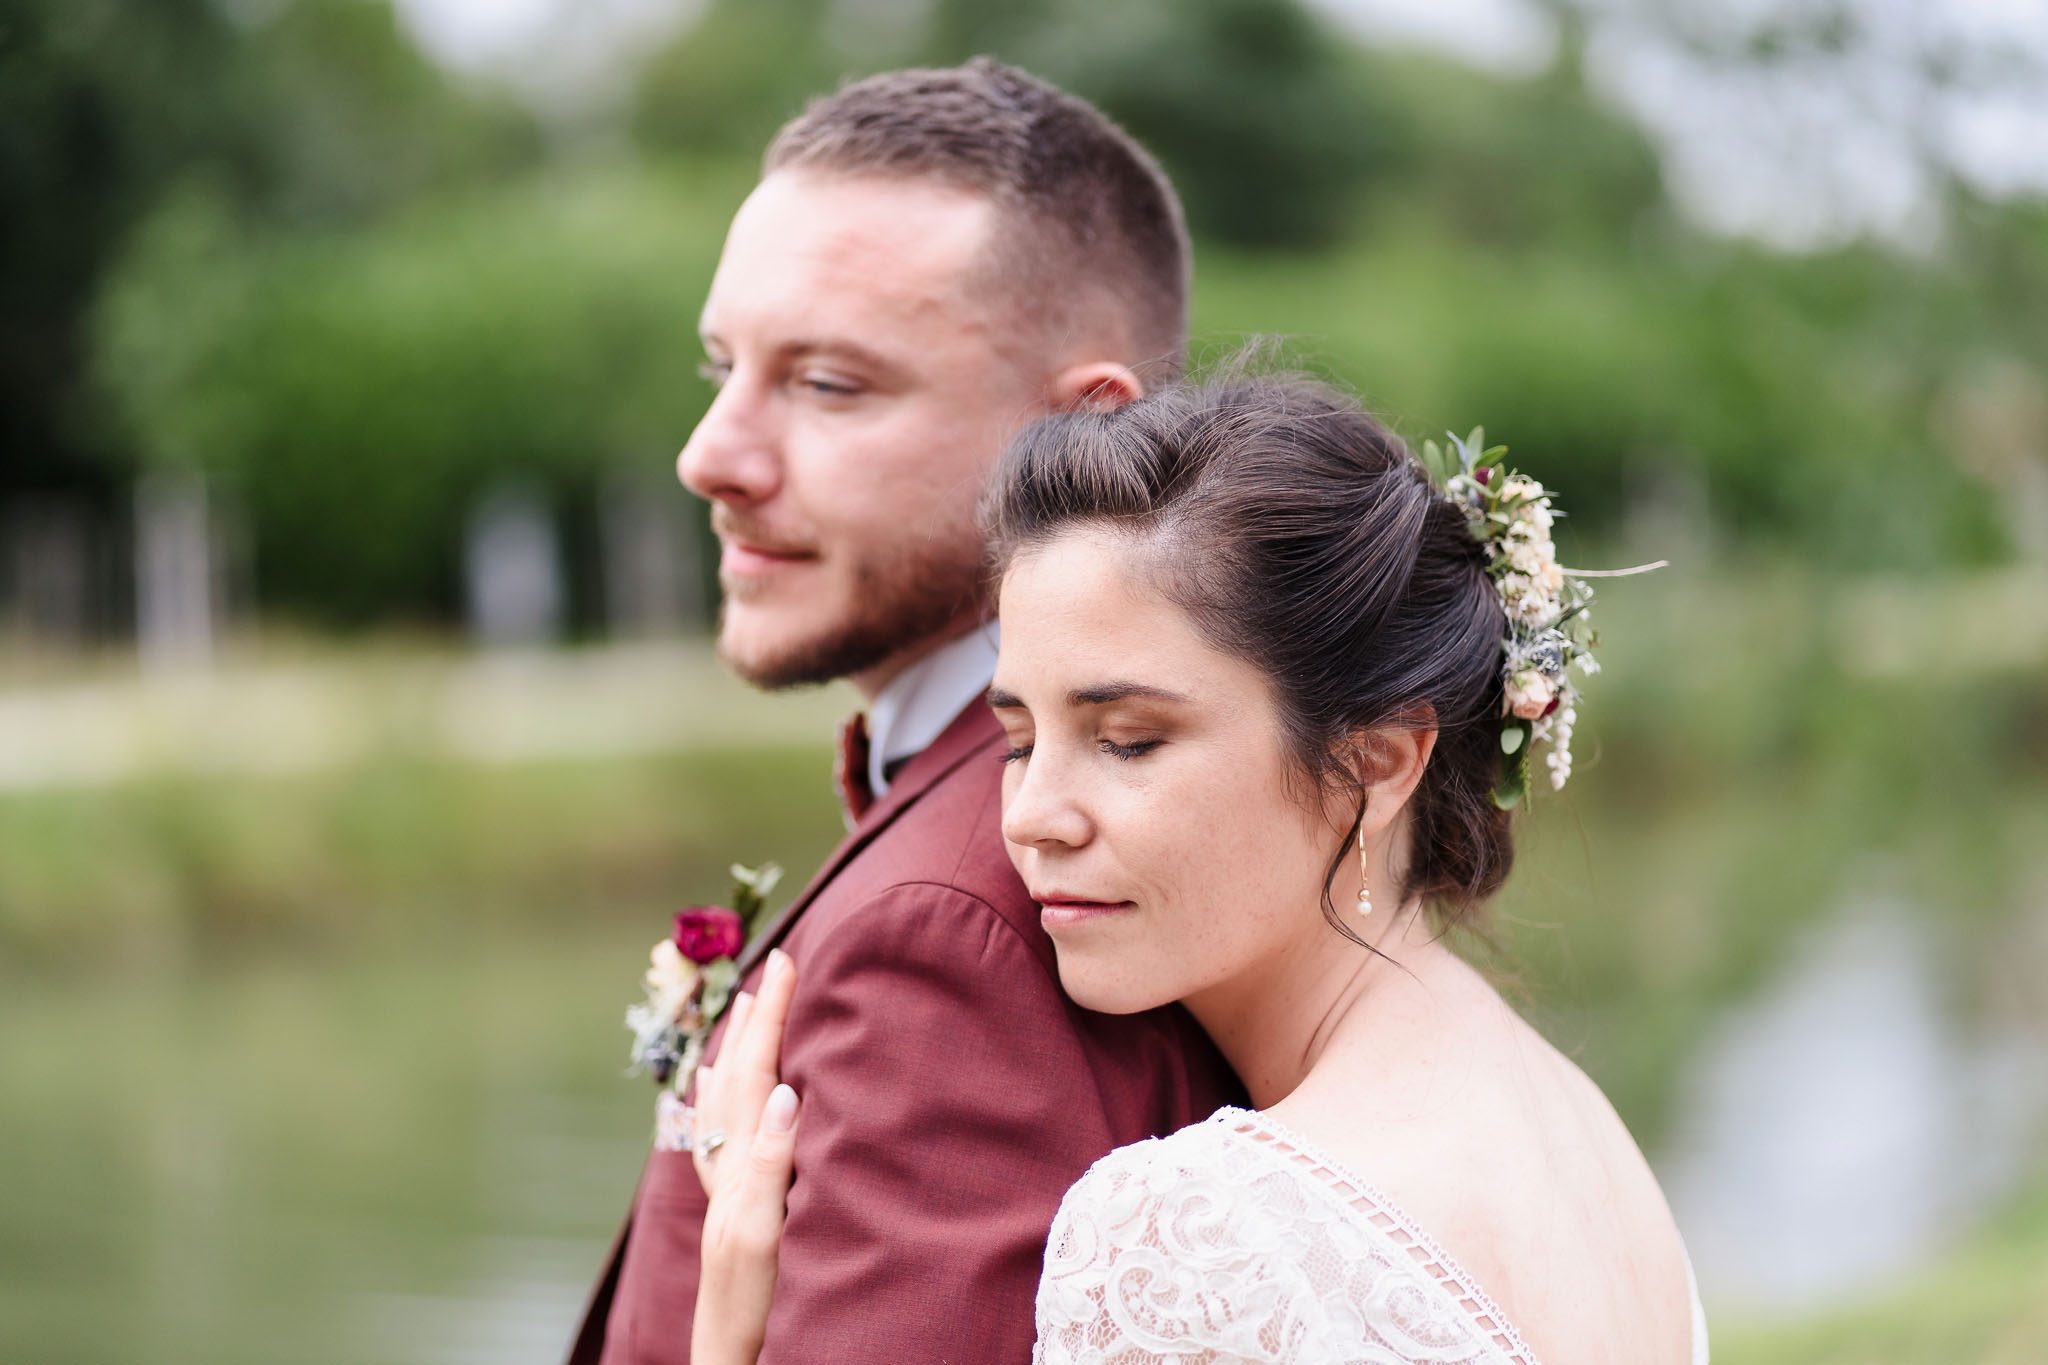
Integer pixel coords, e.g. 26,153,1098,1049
986,681,1193,710
1069,681,1194,707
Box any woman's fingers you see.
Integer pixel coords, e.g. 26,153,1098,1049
735,1084,800,1243
691,1082,800,1365
733,951,797,1086
688,953,798,1195
723,989,756,1058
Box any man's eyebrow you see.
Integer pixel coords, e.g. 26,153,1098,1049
697,329,901,374
782,336,899,371
987,686,1023,710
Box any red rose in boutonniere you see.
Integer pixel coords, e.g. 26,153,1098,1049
625,863,781,1136
673,905,746,964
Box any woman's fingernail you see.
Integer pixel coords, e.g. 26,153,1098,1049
768,948,792,978
764,1084,798,1134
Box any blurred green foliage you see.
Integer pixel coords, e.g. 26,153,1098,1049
1,0,538,495
94,166,740,621
1,0,2041,627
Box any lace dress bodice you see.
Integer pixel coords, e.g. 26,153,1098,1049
1034,1107,1708,1364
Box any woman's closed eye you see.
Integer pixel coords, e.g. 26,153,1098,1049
999,738,1160,763
1099,738,1163,760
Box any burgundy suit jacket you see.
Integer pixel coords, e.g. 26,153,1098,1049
568,699,1241,1364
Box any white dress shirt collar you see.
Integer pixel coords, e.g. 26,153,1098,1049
866,624,1001,798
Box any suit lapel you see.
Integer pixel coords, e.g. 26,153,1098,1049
573,701,1003,1358
735,700,1002,976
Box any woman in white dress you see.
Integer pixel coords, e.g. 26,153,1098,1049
689,373,1708,1363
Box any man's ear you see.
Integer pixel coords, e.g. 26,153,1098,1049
1047,361,1143,414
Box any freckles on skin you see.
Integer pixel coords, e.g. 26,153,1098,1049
995,529,1337,1015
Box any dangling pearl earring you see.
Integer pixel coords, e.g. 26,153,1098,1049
1355,820,1373,916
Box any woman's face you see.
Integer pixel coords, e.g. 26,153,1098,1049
990,526,1347,1015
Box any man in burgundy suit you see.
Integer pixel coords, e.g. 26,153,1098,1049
568,59,1241,1364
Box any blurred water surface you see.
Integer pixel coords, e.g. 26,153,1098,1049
3,572,2046,1362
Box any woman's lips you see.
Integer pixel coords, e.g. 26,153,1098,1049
1037,898,1136,929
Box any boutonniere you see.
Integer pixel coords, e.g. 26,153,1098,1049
625,861,780,1111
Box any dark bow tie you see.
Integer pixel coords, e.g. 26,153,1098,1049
834,712,874,824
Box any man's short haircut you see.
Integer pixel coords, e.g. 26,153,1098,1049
765,57,1190,378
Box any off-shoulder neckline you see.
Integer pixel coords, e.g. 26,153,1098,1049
1206,1104,1542,1365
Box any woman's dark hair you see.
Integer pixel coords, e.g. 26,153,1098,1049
982,367,1514,941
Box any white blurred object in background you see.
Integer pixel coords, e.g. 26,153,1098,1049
465,486,565,649
136,471,221,672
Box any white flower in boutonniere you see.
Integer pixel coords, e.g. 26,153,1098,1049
624,862,781,1100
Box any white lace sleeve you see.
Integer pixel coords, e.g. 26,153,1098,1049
1032,1117,1533,1365
1033,1128,1256,1364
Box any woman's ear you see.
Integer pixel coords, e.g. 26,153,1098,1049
1352,718,1438,840
1047,361,1143,413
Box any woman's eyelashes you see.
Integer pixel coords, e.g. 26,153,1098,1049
1099,738,1164,760
999,737,1163,765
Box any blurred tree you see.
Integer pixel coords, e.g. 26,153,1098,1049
0,0,537,501
67,0,2039,634
1351,46,1666,250
0,0,244,493
228,0,540,227
1003,0,1391,248
95,168,736,625
629,0,839,160
629,0,1392,250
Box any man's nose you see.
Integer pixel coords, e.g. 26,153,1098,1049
677,380,782,507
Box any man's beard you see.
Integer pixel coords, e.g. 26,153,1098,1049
718,535,987,690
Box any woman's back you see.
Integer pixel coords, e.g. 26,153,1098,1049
1036,1112,1542,1363
1035,953,1705,1363
1269,946,1701,1364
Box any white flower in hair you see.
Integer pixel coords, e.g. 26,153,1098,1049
1500,574,1558,628
1506,535,1554,576
1505,669,1557,721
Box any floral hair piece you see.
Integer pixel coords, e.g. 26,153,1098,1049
1418,428,1663,810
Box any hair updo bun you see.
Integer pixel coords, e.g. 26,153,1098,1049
983,368,1515,939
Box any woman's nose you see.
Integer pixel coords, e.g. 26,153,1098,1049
1001,749,1093,851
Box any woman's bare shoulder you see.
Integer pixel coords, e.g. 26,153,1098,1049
1277,972,1695,1363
